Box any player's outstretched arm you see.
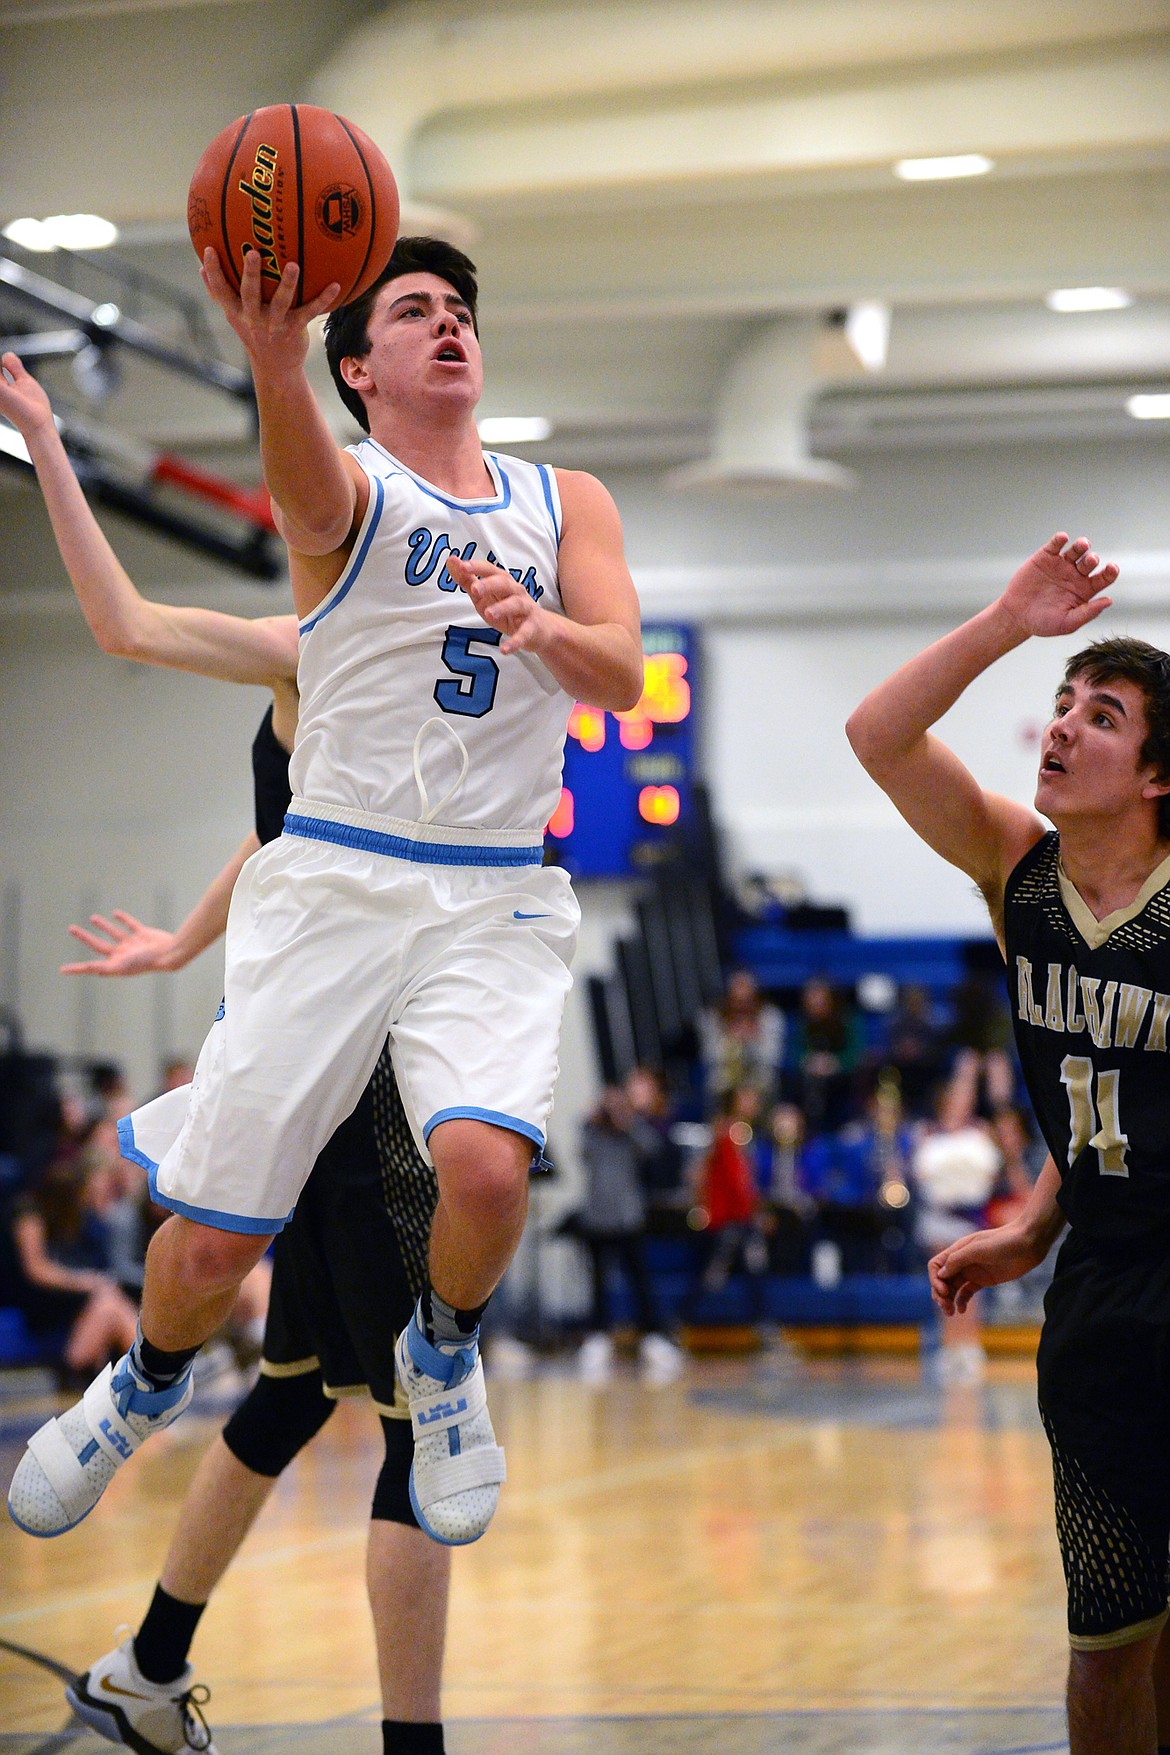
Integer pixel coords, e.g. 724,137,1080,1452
0,352,298,688
929,1155,1065,1315
846,534,1118,899
61,833,260,976
200,249,367,581
447,471,643,711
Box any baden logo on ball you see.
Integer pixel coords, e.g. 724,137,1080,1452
188,103,399,311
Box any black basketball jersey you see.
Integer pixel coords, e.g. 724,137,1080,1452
1004,830,1170,1244
251,704,293,847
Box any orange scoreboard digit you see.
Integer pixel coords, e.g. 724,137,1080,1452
548,624,697,877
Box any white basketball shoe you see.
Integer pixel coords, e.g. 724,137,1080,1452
7,1351,193,1537
66,1636,218,1753
395,1307,506,1546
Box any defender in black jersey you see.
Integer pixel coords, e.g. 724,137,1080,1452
849,533,1170,1755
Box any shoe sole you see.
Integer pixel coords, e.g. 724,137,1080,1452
6,1489,91,1539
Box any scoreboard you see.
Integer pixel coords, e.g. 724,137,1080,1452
547,623,698,878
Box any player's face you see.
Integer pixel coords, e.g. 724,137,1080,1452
353,272,483,420
1035,675,1169,828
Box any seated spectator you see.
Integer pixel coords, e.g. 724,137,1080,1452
699,969,785,1108
572,1086,685,1384
156,1055,195,1096
799,1081,913,1274
880,983,947,1116
946,977,1016,1111
787,977,864,1133
6,1116,138,1382
87,1059,134,1124
761,1102,813,1274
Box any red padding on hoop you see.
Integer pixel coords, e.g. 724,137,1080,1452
152,454,276,531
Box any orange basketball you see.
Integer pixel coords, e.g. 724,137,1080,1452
187,103,399,311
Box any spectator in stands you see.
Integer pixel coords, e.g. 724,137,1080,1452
87,1059,134,1124
623,1065,685,1203
911,1056,1003,1382
799,1080,913,1274
687,1085,770,1318
762,1101,813,1273
573,1085,685,1384
699,969,785,1109
880,983,947,1116
788,976,864,1133
157,1056,195,1096
6,1116,138,1382
946,975,1016,1111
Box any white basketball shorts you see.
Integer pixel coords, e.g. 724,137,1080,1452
118,805,579,1233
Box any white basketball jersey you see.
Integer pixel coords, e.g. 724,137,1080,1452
291,438,572,836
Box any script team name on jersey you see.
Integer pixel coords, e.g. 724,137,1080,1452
405,527,545,602
1015,955,1170,1054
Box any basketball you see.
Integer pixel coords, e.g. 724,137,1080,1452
187,103,399,310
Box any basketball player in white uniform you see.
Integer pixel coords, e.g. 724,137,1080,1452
9,236,643,1549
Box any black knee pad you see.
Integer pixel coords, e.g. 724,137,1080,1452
222,1368,335,1477
371,1414,418,1527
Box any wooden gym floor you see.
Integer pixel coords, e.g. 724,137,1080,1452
0,1347,1070,1753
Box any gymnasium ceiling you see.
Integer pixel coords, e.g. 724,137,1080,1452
1,0,1169,580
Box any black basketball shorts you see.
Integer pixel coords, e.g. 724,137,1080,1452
1037,1229,1170,1649
260,1049,438,1415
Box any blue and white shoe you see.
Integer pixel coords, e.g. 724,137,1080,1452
7,1352,193,1537
395,1311,506,1546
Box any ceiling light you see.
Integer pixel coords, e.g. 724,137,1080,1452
477,416,552,444
844,300,891,372
1047,287,1133,313
1127,393,1170,420
2,217,54,251
42,214,118,250
893,154,993,182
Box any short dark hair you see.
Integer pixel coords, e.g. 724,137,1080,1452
1062,636,1170,835
323,236,479,432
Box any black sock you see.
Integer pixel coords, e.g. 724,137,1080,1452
132,1328,199,1391
133,1584,206,1684
383,1721,444,1755
420,1284,488,1351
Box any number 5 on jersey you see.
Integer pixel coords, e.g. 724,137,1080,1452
1060,1055,1130,1178
435,626,503,718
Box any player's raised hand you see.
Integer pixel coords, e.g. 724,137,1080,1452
200,247,339,376
999,533,1118,640
0,352,56,442
61,910,181,977
448,555,547,655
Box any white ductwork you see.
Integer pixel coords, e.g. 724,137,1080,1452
671,318,851,493
310,0,1170,216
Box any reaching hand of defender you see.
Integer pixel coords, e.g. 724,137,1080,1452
929,1224,1048,1316
61,911,181,977
0,351,55,442
999,533,1119,641
448,555,546,656
200,247,339,377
